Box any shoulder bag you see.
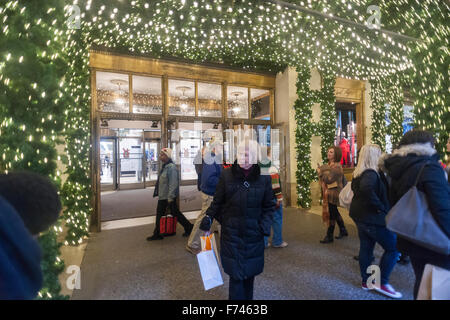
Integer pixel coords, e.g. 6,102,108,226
385,162,450,255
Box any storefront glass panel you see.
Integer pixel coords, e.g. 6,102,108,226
168,79,195,116
251,88,270,120
198,82,222,117
227,86,249,119
96,71,129,113
118,134,144,185
132,75,162,114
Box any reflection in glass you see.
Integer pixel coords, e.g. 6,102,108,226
198,82,222,117
169,79,195,116
227,86,249,119
96,72,129,113
335,102,357,168
119,137,144,184
133,75,162,114
100,140,115,185
251,88,270,120
144,141,159,181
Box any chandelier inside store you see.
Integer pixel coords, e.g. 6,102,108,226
110,79,128,106
231,91,244,115
176,86,191,112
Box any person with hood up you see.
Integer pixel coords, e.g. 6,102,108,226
380,130,450,299
0,171,62,299
199,139,275,300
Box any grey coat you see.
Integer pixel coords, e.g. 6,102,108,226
154,161,179,200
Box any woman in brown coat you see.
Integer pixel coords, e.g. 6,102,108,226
317,146,348,243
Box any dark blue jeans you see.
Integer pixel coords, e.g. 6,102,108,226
356,222,399,285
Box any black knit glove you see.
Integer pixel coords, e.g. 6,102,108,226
199,215,212,231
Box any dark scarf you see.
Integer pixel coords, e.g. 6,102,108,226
231,160,260,182
153,159,173,198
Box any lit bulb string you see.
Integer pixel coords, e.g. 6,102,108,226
66,0,413,80
59,0,449,236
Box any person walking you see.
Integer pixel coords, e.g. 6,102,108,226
259,147,287,249
317,146,348,243
193,146,205,192
186,141,223,254
199,139,275,300
349,144,402,298
147,148,193,241
380,130,450,299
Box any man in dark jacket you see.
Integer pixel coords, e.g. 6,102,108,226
199,140,275,300
380,130,450,299
186,143,223,254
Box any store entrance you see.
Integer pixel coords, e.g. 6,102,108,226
99,120,164,221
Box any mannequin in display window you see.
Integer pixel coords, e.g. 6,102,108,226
339,132,350,167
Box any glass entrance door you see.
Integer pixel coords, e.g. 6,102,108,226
118,134,145,190
100,138,117,191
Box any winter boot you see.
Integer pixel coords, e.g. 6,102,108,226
335,218,348,239
320,224,335,244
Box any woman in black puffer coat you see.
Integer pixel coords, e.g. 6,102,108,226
380,130,450,299
200,140,275,300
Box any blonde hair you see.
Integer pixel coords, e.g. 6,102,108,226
353,144,382,178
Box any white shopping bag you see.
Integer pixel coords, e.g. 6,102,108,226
417,264,450,300
200,232,221,267
339,182,353,209
197,233,223,291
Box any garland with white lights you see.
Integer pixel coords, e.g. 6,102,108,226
1,0,448,300
292,66,336,208
0,0,69,299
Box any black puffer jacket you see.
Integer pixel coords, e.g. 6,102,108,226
205,162,276,280
349,169,390,226
380,143,450,259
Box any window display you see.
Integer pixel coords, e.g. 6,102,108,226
335,102,357,168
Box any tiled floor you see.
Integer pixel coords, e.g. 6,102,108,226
71,207,415,300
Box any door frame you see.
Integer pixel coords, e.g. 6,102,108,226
100,137,118,192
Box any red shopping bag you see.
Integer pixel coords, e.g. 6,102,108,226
160,214,177,236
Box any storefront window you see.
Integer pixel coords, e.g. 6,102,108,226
227,86,249,119
335,102,357,168
96,72,129,113
198,82,222,117
169,79,195,116
132,75,162,114
251,88,270,120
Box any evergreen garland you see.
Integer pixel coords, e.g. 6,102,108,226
0,0,70,299
316,69,337,162
293,66,316,208
0,0,447,299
